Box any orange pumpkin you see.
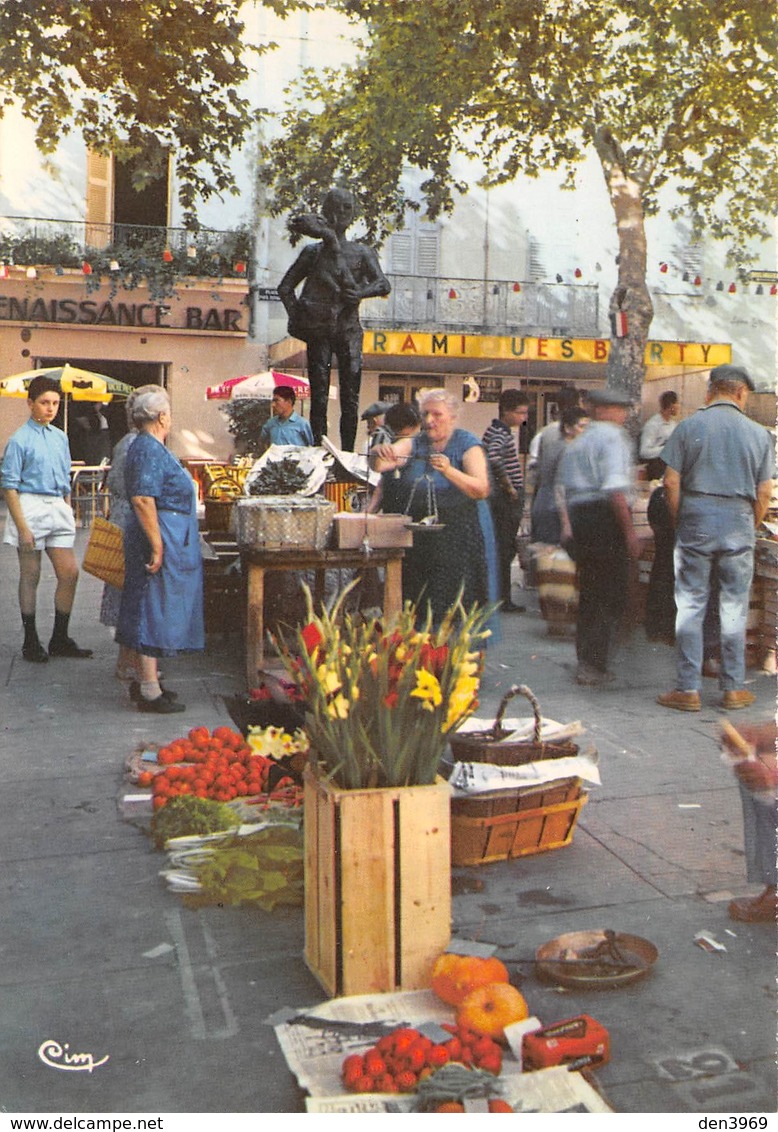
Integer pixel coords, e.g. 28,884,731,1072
431,953,510,1006
456,982,529,1041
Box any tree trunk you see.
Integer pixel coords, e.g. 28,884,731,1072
594,126,654,419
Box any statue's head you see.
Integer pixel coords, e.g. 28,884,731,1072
322,188,355,230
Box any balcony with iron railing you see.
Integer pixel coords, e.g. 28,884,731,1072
359,273,601,337
0,217,603,336
0,216,251,299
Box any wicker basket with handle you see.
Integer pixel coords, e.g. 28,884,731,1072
82,516,125,589
449,684,579,766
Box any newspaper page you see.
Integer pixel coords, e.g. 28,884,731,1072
305,1065,613,1113
276,991,612,1112
449,748,601,794
274,990,451,1097
455,715,584,741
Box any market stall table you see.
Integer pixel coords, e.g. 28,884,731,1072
241,545,405,686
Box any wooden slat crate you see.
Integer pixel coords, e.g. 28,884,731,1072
303,769,451,998
451,777,586,867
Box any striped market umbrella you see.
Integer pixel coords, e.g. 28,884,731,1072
205,369,310,401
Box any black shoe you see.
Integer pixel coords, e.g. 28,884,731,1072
136,694,186,714
502,602,526,613
129,681,178,704
23,641,49,663
48,637,93,658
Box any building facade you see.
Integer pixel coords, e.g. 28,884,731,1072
0,7,774,461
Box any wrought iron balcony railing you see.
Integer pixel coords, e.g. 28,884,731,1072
0,216,251,282
360,273,600,337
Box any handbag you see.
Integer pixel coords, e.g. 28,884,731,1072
82,516,125,589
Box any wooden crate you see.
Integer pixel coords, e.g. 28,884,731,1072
203,556,243,635
451,778,586,867
303,769,451,998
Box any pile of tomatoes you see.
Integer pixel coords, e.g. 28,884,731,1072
340,1023,503,1094
135,726,297,810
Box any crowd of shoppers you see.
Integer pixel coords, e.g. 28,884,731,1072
2,370,773,723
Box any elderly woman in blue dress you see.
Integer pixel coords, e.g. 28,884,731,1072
116,386,204,713
99,384,156,684
371,387,498,626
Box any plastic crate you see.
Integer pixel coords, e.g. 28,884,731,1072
451,777,586,866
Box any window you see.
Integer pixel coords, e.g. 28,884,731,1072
389,220,440,276
85,149,171,247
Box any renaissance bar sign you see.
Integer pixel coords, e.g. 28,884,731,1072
0,294,245,334
366,330,731,368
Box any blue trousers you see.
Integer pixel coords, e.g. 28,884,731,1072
738,783,778,887
673,495,754,692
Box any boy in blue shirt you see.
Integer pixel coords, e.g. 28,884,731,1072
258,386,314,454
1,375,92,662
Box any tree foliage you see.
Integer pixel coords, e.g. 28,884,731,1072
262,0,778,395
0,0,307,226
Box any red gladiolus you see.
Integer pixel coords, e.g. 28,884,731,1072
419,643,449,675
301,622,323,654
384,691,399,708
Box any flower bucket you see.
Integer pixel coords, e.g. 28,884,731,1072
303,767,452,997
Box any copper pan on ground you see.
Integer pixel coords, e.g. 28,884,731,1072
535,929,658,989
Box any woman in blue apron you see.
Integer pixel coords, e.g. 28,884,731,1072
117,386,203,713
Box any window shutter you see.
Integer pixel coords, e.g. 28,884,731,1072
416,232,439,275
85,150,112,248
528,237,545,282
391,233,413,273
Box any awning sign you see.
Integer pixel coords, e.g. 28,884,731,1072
365,331,731,368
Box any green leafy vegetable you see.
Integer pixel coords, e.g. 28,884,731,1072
151,795,241,850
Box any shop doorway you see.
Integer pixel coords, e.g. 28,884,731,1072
38,356,167,460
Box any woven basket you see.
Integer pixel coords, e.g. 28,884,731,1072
204,498,235,532
449,684,579,766
82,516,125,589
234,495,336,551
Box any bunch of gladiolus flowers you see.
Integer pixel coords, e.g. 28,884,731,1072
275,583,492,789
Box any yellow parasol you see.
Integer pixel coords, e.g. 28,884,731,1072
0,364,134,429
0,364,133,401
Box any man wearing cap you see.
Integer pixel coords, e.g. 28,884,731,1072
657,365,774,712
361,401,393,450
558,386,642,685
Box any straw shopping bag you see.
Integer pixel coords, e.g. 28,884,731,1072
82,516,125,589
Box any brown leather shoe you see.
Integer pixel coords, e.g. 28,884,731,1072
728,886,777,923
721,689,756,710
657,689,701,712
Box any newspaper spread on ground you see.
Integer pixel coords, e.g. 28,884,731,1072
448,748,601,795
274,990,612,1113
274,990,450,1097
304,1065,612,1114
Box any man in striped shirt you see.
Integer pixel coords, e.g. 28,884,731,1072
482,390,529,612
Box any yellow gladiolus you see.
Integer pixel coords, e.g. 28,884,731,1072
327,693,350,720
410,668,442,709
317,664,342,695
